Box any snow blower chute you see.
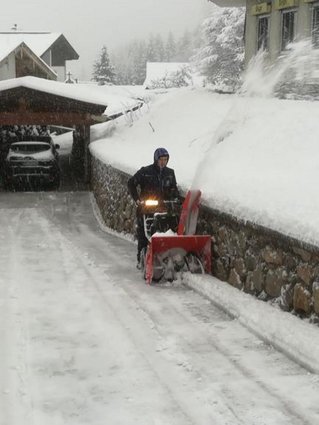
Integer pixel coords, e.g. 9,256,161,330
142,190,211,284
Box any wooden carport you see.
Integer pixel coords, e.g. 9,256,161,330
0,77,108,184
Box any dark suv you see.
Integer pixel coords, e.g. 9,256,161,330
4,136,60,190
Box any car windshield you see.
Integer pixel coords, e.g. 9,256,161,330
10,143,51,153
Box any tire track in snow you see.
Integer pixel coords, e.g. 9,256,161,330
0,209,36,425
38,191,319,425
1,192,319,425
115,279,315,425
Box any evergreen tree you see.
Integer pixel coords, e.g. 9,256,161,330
112,39,148,85
110,27,202,85
131,40,148,85
193,7,245,91
92,45,116,85
192,25,202,52
176,30,193,61
165,31,177,62
154,34,165,61
147,34,157,62
113,56,130,85
112,44,135,85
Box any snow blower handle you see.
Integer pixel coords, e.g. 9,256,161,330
177,190,202,236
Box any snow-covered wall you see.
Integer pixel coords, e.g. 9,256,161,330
91,158,319,318
91,157,135,234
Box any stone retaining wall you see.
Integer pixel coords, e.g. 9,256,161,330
91,156,319,318
91,157,136,234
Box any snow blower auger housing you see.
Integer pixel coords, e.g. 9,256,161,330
141,190,212,284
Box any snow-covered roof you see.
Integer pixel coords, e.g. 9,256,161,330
208,0,245,6
0,32,63,60
0,42,57,79
0,76,143,117
0,39,22,63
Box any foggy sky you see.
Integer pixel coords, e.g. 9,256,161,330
0,0,212,80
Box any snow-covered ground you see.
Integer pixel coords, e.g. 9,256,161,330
89,43,319,248
1,191,319,425
2,49,319,423
90,86,319,247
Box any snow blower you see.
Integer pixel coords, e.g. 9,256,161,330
140,189,211,284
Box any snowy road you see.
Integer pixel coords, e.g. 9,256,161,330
0,191,318,425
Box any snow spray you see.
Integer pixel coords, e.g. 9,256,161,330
240,39,319,98
191,39,319,192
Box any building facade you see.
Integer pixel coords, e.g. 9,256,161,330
245,0,318,65
210,0,319,66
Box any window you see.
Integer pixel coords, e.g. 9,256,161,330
257,16,270,50
312,4,319,47
281,10,296,50
11,143,50,153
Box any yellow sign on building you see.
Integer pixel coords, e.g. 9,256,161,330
274,0,298,9
251,2,272,15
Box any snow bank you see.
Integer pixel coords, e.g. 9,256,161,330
90,86,319,247
184,273,319,374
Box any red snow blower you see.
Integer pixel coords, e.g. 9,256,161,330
139,190,211,284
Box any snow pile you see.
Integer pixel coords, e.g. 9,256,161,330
90,84,319,247
152,229,176,237
185,273,319,374
143,62,203,89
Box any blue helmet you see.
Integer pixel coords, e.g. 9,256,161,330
154,147,169,162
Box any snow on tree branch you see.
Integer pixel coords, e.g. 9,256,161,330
193,7,245,92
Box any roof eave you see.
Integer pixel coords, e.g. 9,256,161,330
208,0,246,6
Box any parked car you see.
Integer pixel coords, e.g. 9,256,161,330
4,138,60,190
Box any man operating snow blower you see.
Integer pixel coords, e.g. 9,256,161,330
128,147,179,270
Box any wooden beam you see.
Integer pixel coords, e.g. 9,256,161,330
0,111,97,126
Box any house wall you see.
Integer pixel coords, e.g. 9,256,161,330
245,0,316,66
41,50,51,66
0,52,15,80
41,49,65,80
41,42,70,81
15,51,54,80
52,66,66,82
0,48,56,81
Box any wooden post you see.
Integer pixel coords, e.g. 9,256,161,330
70,124,91,186
83,125,91,184
71,124,85,181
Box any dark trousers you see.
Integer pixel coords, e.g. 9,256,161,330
136,215,148,262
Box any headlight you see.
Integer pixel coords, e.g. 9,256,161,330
145,199,159,207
